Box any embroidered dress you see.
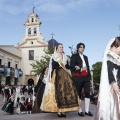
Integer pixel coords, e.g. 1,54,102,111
40,52,80,112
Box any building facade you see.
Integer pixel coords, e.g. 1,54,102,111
0,45,22,85
0,12,48,86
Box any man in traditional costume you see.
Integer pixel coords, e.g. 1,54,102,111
70,43,93,117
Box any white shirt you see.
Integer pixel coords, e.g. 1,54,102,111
79,54,86,67
28,98,30,102
9,89,11,95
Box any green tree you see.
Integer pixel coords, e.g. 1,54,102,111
30,47,54,75
92,62,102,83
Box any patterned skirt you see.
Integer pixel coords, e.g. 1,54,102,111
2,101,14,113
40,69,80,112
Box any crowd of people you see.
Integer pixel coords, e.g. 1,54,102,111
1,84,35,115
0,83,99,115
0,37,120,120
0,42,94,117
81,84,99,105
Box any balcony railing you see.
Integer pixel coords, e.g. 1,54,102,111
0,65,5,73
0,66,23,78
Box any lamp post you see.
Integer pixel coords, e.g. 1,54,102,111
69,45,73,54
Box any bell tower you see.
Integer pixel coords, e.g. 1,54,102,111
21,11,44,43
24,13,42,37
17,10,48,85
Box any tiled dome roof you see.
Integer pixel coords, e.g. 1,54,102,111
48,39,58,48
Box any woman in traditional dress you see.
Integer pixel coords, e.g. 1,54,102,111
94,37,120,120
32,67,48,113
40,43,80,117
2,94,14,115
19,97,26,114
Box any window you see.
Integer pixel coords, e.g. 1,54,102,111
34,28,37,35
31,41,33,44
8,62,11,67
28,28,31,35
29,50,34,60
32,18,34,22
15,64,18,69
0,59,1,65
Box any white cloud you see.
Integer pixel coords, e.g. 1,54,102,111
0,0,32,15
0,0,98,15
0,0,119,16
37,2,66,13
36,0,98,14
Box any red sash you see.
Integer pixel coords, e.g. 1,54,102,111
9,94,11,97
74,70,88,76
27,102,31,105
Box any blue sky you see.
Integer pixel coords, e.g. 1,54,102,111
0,0,120,67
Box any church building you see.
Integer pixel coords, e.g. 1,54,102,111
0,11,48,86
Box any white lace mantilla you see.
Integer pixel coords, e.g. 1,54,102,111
107,51,120,65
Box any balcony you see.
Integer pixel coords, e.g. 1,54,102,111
0,65,5,73
18,69,23,77
0,66,23,78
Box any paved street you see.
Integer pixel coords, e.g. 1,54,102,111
0,95,96,120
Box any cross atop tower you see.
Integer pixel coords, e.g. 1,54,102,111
32,4,35,13
51,33,55,39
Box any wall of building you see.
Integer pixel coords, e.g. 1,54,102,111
0,47,22,85
20,46,46,85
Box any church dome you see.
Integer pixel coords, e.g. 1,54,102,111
48,38,58,48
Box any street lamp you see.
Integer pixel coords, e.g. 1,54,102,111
68,45,73,54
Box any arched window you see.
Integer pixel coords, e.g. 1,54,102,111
34,28,37,35
28,79,34,86
28,28,31,35
32,18,34,22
